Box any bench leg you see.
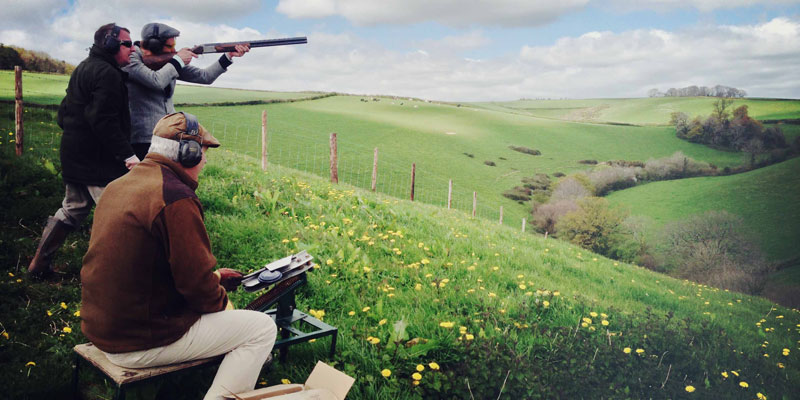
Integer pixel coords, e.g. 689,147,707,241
113,385,125,400
329,329,338,359
72,353,81,400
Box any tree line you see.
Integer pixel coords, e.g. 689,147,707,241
647,85,746,98
0,44,75,74
670,99,789,165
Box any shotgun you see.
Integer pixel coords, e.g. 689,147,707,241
140,36,307,70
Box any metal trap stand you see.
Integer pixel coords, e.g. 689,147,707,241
245,272,337,362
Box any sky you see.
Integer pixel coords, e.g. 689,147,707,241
1,0,799,101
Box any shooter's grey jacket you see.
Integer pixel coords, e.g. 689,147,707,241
124,48,232,145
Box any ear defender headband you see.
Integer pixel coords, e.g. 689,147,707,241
102,24,122,54
177,112,203,168
143,24,165,54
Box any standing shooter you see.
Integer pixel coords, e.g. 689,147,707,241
28,23,138,277
125,23,249,160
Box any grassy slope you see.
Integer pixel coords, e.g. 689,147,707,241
606,157,800,261
182,95,748,229
475,97,800,125
2,108,799,398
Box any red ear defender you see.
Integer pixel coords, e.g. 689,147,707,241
177,112,203,167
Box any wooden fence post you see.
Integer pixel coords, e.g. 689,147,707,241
15,66,23,156
410,163,416,201
499,206,503,224
261,110,268,170
371,147,378,191
447,180,452,209
329,133,338,183
472,192,477,217
522,218,527,232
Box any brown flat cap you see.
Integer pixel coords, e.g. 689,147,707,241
152,112,221,147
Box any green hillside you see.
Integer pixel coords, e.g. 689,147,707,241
606,158,800,261
182,95,749,228
2,126,799,398
475,97,800,125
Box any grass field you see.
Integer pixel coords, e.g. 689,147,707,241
475,97,800,125
181,95,751,228
2,132,799,398
606,157,800,262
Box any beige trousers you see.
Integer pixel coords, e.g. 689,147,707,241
105,310,277,400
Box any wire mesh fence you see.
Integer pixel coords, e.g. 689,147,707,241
2,103,531,230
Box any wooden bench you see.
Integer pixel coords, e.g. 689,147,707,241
72,343,223,400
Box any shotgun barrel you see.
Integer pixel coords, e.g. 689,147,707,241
190,36,307,54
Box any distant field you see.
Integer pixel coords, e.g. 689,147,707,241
182,95,750,226
475,97,800,125
606,157,800,261
0,70,319,105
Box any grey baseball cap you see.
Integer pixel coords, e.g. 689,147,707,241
141,22,180,41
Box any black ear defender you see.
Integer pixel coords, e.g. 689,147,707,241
143,24,165,54
177,112,203,168
102,24,122,54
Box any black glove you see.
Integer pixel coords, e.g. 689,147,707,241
217,268,243,292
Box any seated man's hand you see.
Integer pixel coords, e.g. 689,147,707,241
216,268,243,292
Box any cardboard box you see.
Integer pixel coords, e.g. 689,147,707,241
224,361,355,400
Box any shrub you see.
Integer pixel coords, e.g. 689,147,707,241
463,153,474,158
532,199,578,234
655,211,771,294
555,197,628,256
509,145,541,156
484,160,496,166
578,159,597,165
502,186,532,202
644,152,712,181
551,175,592,202
587,166,639,196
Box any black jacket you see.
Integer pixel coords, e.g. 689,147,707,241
58,45,134,186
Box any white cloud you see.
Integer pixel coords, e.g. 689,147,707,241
0,0,65,28
276,0,589,27
607,0,800,12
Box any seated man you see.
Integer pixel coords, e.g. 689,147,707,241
80,112,276,400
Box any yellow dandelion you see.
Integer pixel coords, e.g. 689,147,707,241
281,379,291,384
381,369,391,378
412,372,422,381
74,310,80,317
519,284,526,290
369,337,380,345
439,321,454,328
326,259,333,265
757,393,767,400
281,239,290,243
543,301,550,308
412,380,420,386
362,306,371,312
731,371,739,377
782,348,790,356
25,361,35,367
739,381,748,388
60,302,67,309
721,371,728,379
348,310,355,316
416,364,425,372
777,362,785,369
685,385,695,393
582,317,592,324
581,322,589,328
379,319,387,326
553,291,560,296
465,334,474,340
421,259,430,265
428,362,440,370
1,331,8,340
63,326,72,333
635,348,644,355
601,320,609,326
46,310,52,317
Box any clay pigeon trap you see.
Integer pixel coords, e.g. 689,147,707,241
243,251,337,361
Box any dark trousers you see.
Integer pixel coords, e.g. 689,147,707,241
132,143,151,161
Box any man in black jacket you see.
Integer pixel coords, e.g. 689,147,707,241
29,23,139,277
